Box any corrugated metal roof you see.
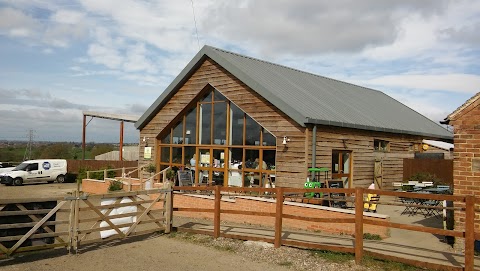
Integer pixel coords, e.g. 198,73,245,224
136,45,452,140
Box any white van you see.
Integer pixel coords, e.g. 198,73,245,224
0,159,67,186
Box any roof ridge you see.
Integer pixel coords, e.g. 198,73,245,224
446,92,480,121
205,45,382,95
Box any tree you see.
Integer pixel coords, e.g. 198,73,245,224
38,143,72,159
90,144,115,158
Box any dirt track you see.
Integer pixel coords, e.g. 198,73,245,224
0,234,292,271
0,182,77,199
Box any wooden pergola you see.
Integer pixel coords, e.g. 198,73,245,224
82,111,139,160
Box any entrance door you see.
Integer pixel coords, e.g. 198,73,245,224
332,150,352,188
198,147,228,186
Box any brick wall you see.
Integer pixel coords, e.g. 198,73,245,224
83,180,389,238
449,98,480,249
172,194,389,238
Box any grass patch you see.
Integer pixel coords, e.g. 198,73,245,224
310,250,354,263
311,250,431,271
363,233,382,240
213,244,236,252
278,261,293,267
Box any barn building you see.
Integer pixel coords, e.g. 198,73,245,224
135,46,452,189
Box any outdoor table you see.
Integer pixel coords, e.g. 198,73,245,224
423,187,450,194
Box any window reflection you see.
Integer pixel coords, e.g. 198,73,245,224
185,107,197,144
245,115,260,145
200,103,211,144
172,121,183,144
230,103,244,145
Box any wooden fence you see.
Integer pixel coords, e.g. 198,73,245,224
403,158,453,186
1,185,479,271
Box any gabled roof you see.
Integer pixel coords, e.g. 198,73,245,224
136,45,452,140
442,92,480,124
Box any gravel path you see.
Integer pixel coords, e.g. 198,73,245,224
0,232,375,271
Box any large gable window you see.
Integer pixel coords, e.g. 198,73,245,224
158,88,276,187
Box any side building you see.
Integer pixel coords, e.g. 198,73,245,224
135,45,452,190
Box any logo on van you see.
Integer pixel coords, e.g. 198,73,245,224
42,162,51,170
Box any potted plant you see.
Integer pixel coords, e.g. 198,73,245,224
145,163,156,174
166,168,175,183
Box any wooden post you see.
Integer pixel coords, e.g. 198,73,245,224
274,187,284,248
73,189,80,254
119,120,124,161
82,114,86,160
86,171,90,179
214,185,221,238
465,195,475,271
355,187,364,264
163,182,173,234
104,169,107,180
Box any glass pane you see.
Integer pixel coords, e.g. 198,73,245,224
184,147,195,169
263,129,276,146
213,102,227,145
185,107,197,144
200,103,211,144
213,89,226,101
332,152,339,173
213,149,225,169
161,131,171,144
342,152,350,173
199,149,211,167
172,147,182,165
201,91,213,103
243,172,261,187
228,169,242,187
245,115,260,146
172,120,183,144
244,149,259,169
230,103,244,146
161,147,170,163
229,148,243,168
263,150,276,170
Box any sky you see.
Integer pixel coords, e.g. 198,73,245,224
0,0,479,143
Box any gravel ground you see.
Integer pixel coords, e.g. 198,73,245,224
0,231,375,271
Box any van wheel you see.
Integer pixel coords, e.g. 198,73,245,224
56,175,65,183
13,178,23,186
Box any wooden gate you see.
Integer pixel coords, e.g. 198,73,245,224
70,186,172,253
0,198,71,257
0,185,172,258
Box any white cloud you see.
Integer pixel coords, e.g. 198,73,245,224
50,10,85,25
364,74,480,94
87,43,123,69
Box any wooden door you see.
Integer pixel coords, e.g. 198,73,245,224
332,150,352,188
374,159,383,189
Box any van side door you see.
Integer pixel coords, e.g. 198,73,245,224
25,163,44,182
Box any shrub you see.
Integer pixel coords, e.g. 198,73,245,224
108,179,123,192
145,163,156,173
166,168,175,181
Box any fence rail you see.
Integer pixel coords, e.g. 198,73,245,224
0,185,478,271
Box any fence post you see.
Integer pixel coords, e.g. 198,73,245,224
86,171,90,179
465,195,475,271
214,185,221,238
355,187,364,264
104,169,107,180
73,189,80,254
274,186,284,248
163,182,173,234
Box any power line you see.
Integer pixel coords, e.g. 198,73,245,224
190,0,201,50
